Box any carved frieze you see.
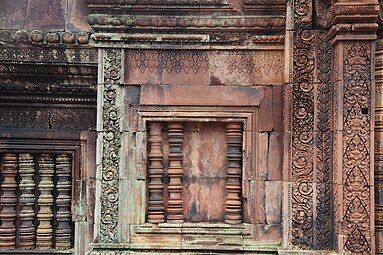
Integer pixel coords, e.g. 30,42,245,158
125,50,284,86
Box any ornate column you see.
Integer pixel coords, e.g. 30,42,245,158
0,153,18,249
167,123,184,223
18,153,36,249
328,2,379,253
36,154,54,249
95,48,124,243
55,154,72,249
225,123,243,224
147,122,165,223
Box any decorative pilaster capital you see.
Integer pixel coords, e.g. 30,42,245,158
325,1,380,42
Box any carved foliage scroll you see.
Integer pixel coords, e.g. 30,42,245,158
294,0,313,29
99,49,123,243
343,42,372,254
291,29,315,249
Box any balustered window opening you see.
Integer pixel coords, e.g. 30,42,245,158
146,121,244,225
0,152,73,251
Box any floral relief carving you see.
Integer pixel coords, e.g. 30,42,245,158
99,49,122,243
343,42,372,254
291,29,315,249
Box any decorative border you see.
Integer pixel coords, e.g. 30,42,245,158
291,29,315,249
98,49,123,243
342,41,372,253
315,31,333,250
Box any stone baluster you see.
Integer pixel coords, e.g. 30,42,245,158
225,123,242,224
36,154,54,249
18,153,36,249
147,122,165,223
0,153,18,249
167,123,184,223
55,154,72,249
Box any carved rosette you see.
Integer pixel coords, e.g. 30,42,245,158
55,154,72,249
36,154,54,249
167,123,184,223
225,123,243,224
18,153,36,249
342,42,372,254
99,48,123,243
0,153,18,249
147,122,165,223
291,29,315,249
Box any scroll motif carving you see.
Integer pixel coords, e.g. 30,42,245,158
18,153,36,250
99,49,122,242
291,29,315,249
0,153,18,249
315,31,333,250
55,154,72,249
343,42,372,254
225,123,243,224
294,0,313,28
36,154,54,249
147,122,165,223
167,123,184,223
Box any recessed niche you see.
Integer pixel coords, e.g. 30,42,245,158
147,121,243,224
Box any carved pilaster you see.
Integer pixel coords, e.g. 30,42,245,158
332,38,376,254
18,153,36,250
98,48,123,243
55,154,72,249
167,123,184,223
375,38,383,255
291,29,315,249
0,153,18,249
225,123,242,224
147,122,165,223
36,154,54,249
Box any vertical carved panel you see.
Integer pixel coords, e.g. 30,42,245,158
167,123,184,223
225,123,242,224
0,153,18,249
99,48,122,242
36,154,54,249
147,122,165,223
315,31,333,250
375,39,383,255
342,42,372,254
291,29,315,249
55,154,72,249
18,153,36,249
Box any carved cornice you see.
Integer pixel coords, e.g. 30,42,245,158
327,1,379,27
0,84,97,106
86,0,287,15
0,30,97,64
